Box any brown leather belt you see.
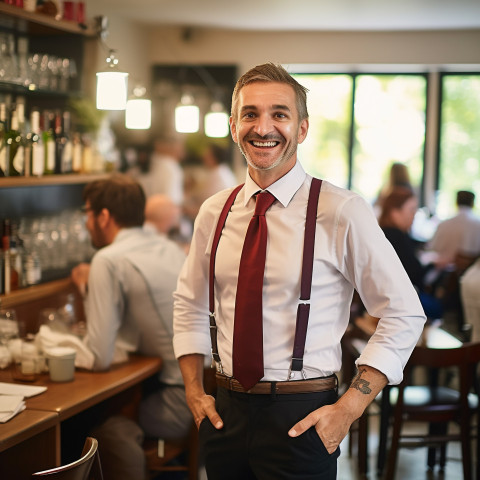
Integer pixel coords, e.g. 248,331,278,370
216,372,337,395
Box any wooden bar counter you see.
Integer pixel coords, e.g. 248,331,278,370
0,355,161,479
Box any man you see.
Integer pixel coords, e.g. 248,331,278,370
131,135,185,204
173,63,426,479
429,190,480,268
71,174,189,480
144,193,181,236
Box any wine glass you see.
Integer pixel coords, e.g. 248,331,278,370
0,309,19,346
0,309,19,368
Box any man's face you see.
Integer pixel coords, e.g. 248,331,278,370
230,82,308,174
84,201,108,249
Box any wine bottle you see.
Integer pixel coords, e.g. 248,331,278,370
5,108,22,176
28,108,45,177
0,102,6,177
16,100,28,175
71,131,82,173
60,110,73,173
54,110,62,174
42,110,55,175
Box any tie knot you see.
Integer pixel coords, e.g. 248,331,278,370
254,191,276,216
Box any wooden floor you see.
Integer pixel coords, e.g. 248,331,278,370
338,408,467,480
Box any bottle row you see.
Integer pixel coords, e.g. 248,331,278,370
0,97,105,177
0,210,94,295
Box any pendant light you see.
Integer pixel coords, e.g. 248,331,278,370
205,101,229,138
96,50,128,110
125,85,152,129
175,93,199,133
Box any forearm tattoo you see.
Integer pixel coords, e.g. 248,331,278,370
350,368,372,395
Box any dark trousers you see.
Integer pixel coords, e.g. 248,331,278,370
199,386,340,480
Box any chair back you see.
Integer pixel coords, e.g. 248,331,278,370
32,437,103,480
404,341,480,395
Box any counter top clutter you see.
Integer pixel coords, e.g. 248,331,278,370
0,382,46,423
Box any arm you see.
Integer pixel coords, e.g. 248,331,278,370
178,354,223,430
289,365,387,453
71,263,90,297
83,255,124,370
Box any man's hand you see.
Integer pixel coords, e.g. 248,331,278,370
71,263,91,297
186,389,223,430
288,402,355,454
288,366,388,453
178,354,224,430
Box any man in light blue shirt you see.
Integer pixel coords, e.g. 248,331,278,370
71,174,188,480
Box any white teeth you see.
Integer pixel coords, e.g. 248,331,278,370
252,141,277,147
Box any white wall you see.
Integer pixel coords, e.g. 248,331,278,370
146,27,480,70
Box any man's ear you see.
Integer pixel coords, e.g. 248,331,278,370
97,208,111,229
297,118,309,145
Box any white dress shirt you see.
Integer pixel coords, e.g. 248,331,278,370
173,161,426,385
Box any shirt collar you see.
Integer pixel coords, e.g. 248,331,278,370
242,161,307,207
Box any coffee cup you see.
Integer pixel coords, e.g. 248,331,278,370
46,347,76,382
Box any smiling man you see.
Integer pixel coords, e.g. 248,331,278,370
173,63,426,479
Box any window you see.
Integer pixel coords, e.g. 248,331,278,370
293,72,427,205
437,74,480,219
293,74,353,189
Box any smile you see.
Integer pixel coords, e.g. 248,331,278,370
251,141,279,148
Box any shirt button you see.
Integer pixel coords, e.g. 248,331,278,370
289,371,295,379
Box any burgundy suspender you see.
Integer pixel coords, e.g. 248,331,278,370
291,177,322,374
208,178,322,376
209,184,244,368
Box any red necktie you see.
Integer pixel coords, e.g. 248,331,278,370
233,191,276,390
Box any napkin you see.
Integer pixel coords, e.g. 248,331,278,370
36,325,95,370
0,382,47,397
0,394,25,423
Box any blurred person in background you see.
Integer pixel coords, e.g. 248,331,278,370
144,193,191,253
378,187,442,319
144,194,181,237
129,135,186,204
374,162,413,218
428,190,480,269
184,143,238,220
460,258,480,341
70,174,189,480
201,143,238,199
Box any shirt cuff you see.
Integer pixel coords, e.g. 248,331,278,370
173,331,212,360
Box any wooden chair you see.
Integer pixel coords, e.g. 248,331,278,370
143,423,199,480
384,342,480,480
143,366,217,480
32,437,103,480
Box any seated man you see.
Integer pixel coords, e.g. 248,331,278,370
429,190,480,268
71,174,189,480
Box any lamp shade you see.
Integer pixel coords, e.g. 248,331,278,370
175,104,199,133
96,71,128,110
205,111,229,138
125,98,152,129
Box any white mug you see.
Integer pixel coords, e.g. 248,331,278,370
46,347,76,382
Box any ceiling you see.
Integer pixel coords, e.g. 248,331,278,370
93,0,480,32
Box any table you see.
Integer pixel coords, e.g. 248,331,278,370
0,354,162,479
